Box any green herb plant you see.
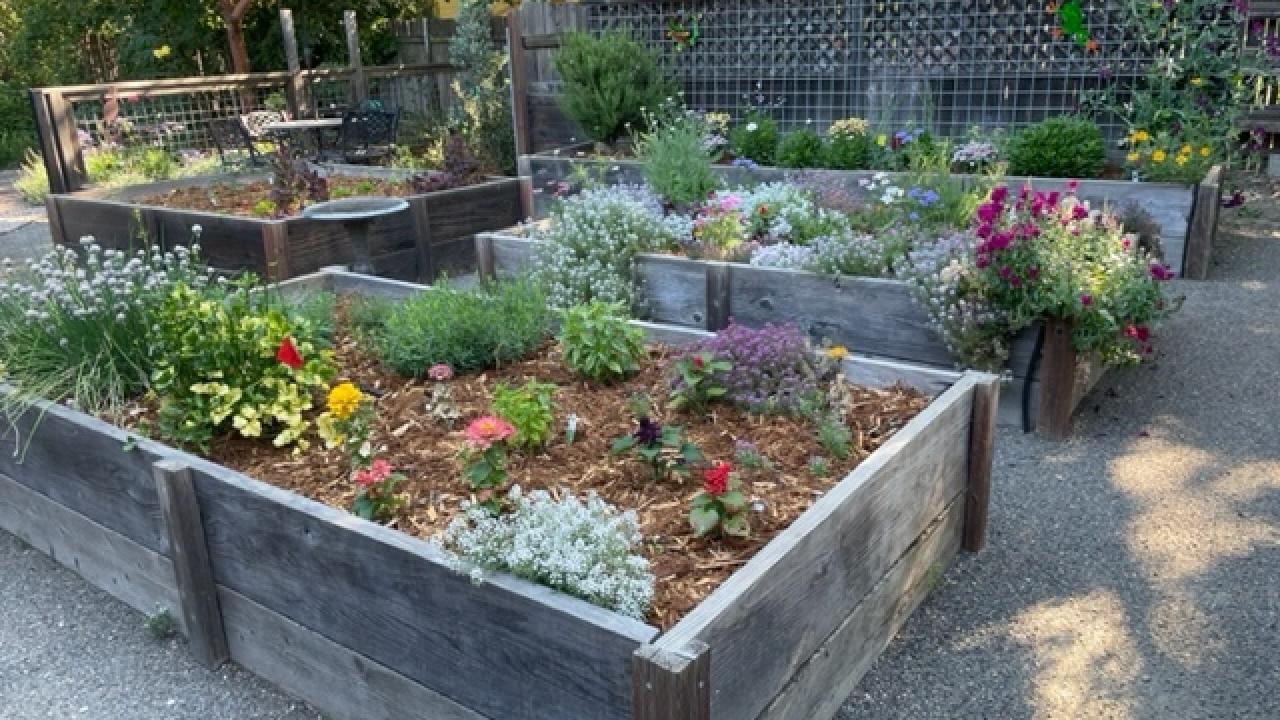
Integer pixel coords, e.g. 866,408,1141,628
491,379,558,452
667,351,731,413
559,301,646,383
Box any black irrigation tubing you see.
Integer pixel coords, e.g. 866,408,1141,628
1022,323,1046,434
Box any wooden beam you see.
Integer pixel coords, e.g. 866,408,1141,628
1035,318,1076,440
475,232,496,281
409,197,435,282
1183,164,1223,280
261,223,292,282
632,642,711,720
44,194,67,246
508,8,532,157
279,8,309,118
47,90,87,191
154,460,229,669
522,33,565,50
704,262,731,331
344,10,367,104
29,90,68,194
963,374,999,552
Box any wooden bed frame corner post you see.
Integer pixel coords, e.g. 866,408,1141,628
475,233,496,281
1035,318,1077,441
409,196,434,282
153,459,230,669
963,374,999,552
44,194,67,247
260,223,291,283
507,7,531,158
1184,164,1223,281
632,641,711,720
705,262,731,331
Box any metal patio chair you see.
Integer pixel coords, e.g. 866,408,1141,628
337,109,400,165
209,117,269,171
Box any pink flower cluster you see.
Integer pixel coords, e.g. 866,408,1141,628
354,459,393,488
463,416,515,449
428,363,454,381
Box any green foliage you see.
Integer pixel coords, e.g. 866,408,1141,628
636,112,720,207
553,30,674,144
449,0,515,173
251,199,276,217
284,291,337,348
150,279,334,452
491,379,557,452
807,455,831,478
667,351,731,413
559,301,645,383
145,607,176,640
372,278,551,377
610,416,703,482
815,415,852,460
776,128,824,168
688,464,750,538
1006,116,1105,178
14,149,49,204
823,132,870,170
729,112,778,165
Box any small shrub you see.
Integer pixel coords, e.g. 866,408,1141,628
252,199,276,217
611,405,703,482
815,415,852,460
559,301,646,383
637,113,720,207
554,30,675,144
776,128,824,168
491,379,558,451
442,485,655,619
145,607,176,640
1006,116,1106,178
729,112,779,165
130,147,176,181
823,117,871,170
14,149,49,205
374,278,551,376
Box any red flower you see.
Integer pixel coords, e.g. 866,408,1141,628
758,206,769,216
276,336,303,370
703,461,732,495
692,355,705,369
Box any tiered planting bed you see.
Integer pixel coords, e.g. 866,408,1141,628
518,150,1223,279
45,165,523,282
0,269,997,720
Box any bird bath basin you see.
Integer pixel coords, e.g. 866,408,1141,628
302,197,410,275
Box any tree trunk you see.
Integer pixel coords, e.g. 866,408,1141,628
224,19,251,74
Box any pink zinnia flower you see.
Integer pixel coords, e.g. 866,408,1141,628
464,416,516,449
354,459,393,488
428,363,454,382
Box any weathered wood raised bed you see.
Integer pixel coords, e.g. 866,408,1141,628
479,231,1106,438
45,166,523,282
519,150,1223,280
0,268,997,720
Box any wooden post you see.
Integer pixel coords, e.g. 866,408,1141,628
153,460,229,669
517,176,535,220
261,223,292,282
29,90,68,194
705,263,731,331
963,375,998,552
409,197,435,282
44,195,67,246
507,8,531,156
279,8,309,118
1035,318,1077,441
1183,164,1223,280
344,10,367,105
33,89,87,192
632,641,711,720
475,233,496,281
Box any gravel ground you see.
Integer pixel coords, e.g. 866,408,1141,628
0,174,1277,719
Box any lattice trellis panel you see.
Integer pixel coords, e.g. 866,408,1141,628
587,0,1157,142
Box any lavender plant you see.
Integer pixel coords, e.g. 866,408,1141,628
680,321,826,415
441,485,655,619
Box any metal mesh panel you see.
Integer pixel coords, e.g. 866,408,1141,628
587,0,1155,142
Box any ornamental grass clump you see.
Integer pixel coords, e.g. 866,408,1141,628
0,236,215,415
442,485,655,620
679,322,825,415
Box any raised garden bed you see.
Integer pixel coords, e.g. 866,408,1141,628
518,149,1224,280
479,230,1107,438
45,165,523,282
0,268,998,720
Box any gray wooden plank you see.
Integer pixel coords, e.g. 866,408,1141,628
632,641,711,720
0,470,183,633
757,495,965,720
155,460,229,668
0,391,169,554
1183,164,1223,280
839,354,960,396
657,376,978,720
963,375,1000,552
218,588,486,720
423,179,523,243
638,255,710,328
187,457,658,720
488,231,538,276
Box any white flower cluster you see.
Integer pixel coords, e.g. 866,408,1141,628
809,232,897,277
749,242,816,270
952,141,999,166
858,172,905,206
441,486,655,620
534,185,675,309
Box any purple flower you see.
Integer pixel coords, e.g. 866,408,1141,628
1149,263,1175,281
731,157,759,170
634,417,660,445
1080,293,1093,306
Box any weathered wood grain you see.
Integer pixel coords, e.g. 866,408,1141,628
839,355,960,397
638,254,711,328
963,376,999,552
1035,318,1077,440
657,376,978,720
218,588,485,720
154,460,229,668
757,495,965,720
0,392,168,554
188,459,658,720
261,222,292,282
0,470,183,633
1183,164,1223,280
633,641,711,720
488,231,538,277
705,262,731,331
51,195,143,248
44,194,67,246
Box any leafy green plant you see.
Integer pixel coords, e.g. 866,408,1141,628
815,414,852,460
373,278,551,376
554,30,675,144
808,455,831,477
822,117,871,170
729,112,778,165
667,351,732,413
636,112,720,207
491,379,557,451
251,199,276,217
351,459,407,523
559,301,646,383
131,147,176,181
458,415,517,513
688,461,750,538
14,149,49,204
1006,116,1105,178
776,128,824,168
145,607,176,640
611,396,703,481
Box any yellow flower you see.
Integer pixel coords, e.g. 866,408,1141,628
1180,144,1192,155
829,117,869,137
825,345,849,360
326,381,363,421
1126,151,1140,163
1131,129,1150,143
152,44,171,60
1151,149,1166,163
875,133,888,147
1176,154,1188,166
1190,77,1203,86
1199,145,1212,157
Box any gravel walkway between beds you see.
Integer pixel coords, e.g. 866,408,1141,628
0,174,1277,719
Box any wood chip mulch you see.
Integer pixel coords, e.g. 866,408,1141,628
115,298,928,629
138,174,481,218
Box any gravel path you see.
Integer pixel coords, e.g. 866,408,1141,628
0,174,1277,719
